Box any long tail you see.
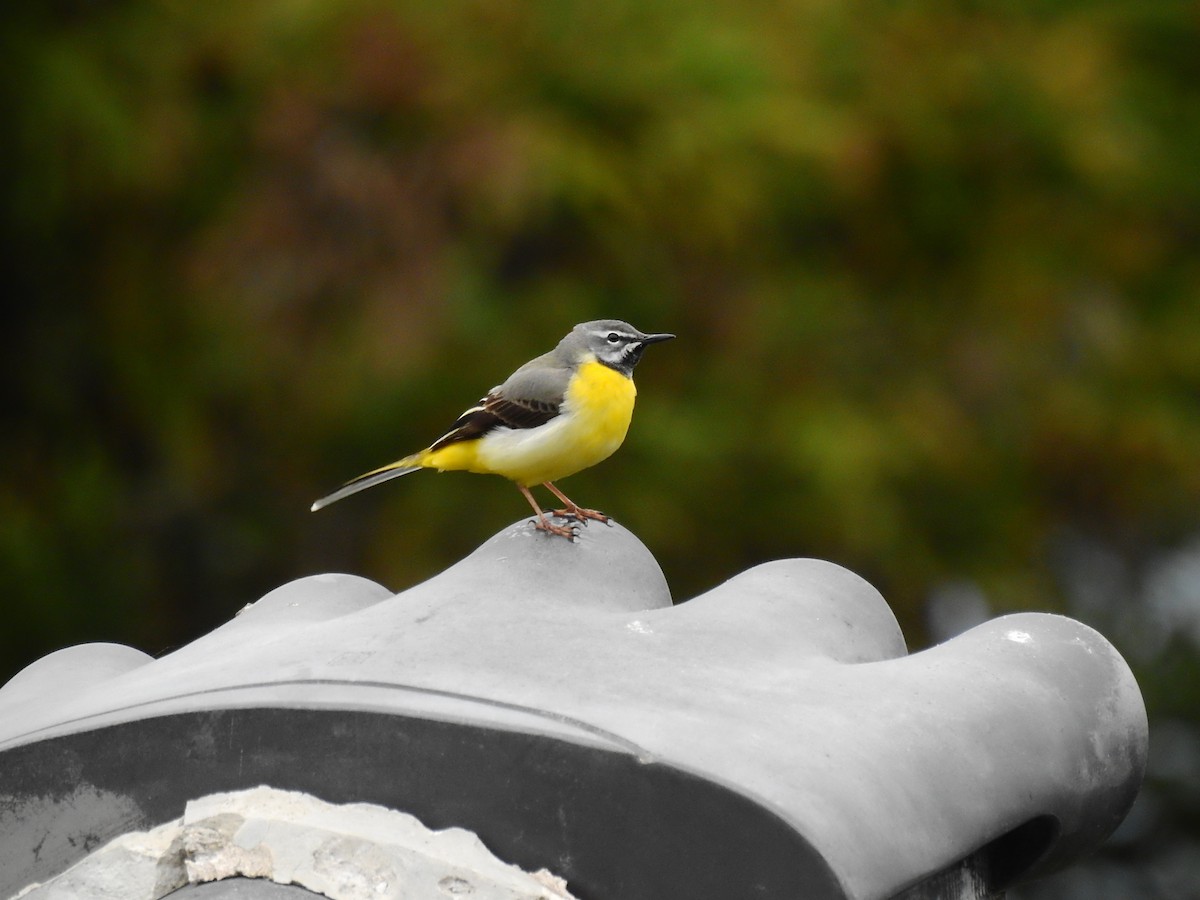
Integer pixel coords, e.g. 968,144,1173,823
310,457,422,511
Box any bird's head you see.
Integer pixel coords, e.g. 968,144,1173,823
566,320,675,376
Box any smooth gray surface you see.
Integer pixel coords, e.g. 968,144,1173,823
0,516,1148,900
167,881,323,899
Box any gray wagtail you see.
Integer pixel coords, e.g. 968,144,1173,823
311,320,674,538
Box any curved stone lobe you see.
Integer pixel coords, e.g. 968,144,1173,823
0,519,1147,900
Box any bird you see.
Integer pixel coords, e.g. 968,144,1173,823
311,320,675,539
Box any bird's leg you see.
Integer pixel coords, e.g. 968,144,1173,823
543,482,611,526
517,483,577,540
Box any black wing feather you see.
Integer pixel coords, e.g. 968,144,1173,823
429,392,561,451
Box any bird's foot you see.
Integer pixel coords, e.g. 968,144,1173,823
552,505,611,527
533,517,579,541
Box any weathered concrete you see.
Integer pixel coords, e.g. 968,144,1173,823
15,787,573,900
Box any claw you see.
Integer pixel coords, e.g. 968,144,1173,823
541,482,612,528
534,517,578,540
551,506,610,526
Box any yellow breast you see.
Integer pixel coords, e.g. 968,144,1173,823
563,358,637,460
472,358,637,486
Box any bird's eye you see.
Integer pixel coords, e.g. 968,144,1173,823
606,332,621,343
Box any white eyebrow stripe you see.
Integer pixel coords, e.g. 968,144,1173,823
592,328,638,340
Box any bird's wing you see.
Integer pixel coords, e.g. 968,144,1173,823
429,362,570,451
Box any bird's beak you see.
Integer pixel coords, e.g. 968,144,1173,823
640,332,675,344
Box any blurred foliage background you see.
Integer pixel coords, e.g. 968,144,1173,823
3,1,1199,896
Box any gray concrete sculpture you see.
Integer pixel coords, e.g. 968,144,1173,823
0,518,1148,899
